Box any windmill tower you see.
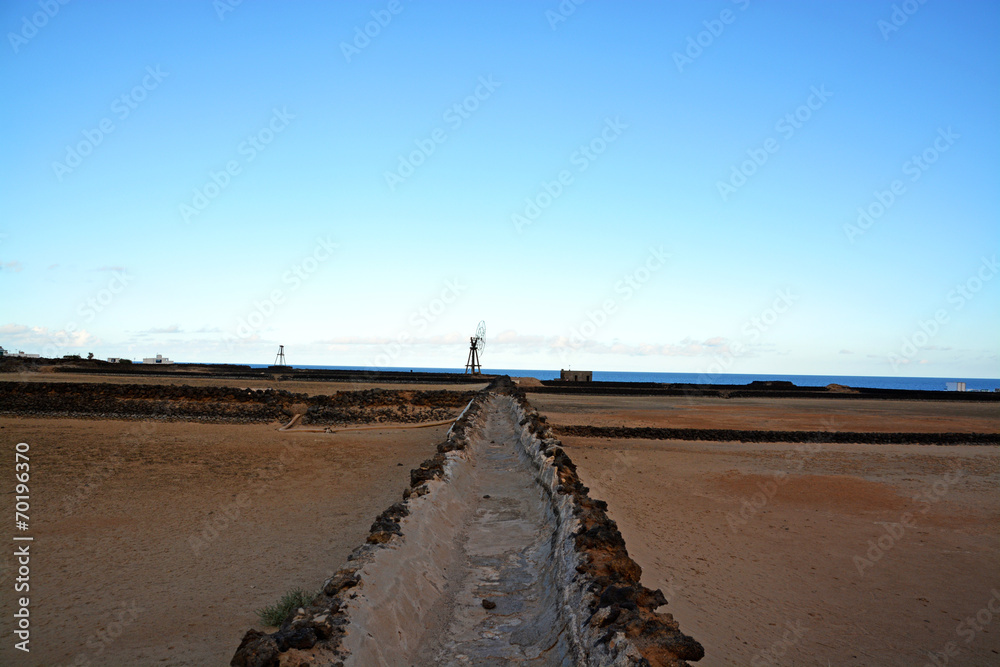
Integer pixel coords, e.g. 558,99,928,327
273,345,287,367
465,321,486,375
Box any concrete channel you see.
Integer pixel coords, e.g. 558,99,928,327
232,379,703,667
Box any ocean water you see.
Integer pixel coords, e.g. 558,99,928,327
248,365,1000,392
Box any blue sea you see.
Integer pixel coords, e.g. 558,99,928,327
246,365,1000,393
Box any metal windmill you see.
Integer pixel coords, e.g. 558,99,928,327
465,321,486,375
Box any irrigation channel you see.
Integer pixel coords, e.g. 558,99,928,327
233,379,703,667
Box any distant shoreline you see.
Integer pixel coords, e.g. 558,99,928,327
3,357,997,400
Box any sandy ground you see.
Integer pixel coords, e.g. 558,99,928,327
3,383,996,666
0,371,488,396
530,394,1000,433
0,417,447,666
559,435,1000,666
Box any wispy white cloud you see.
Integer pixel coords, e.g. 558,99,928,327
139,324,184,334
315,333,465,346
0,323,99,350
0,260,23,272
311,329,766,360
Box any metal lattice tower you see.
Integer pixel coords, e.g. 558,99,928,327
274,345,287,366
465,321,486,375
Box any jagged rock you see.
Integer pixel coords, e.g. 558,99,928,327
231,629,281,667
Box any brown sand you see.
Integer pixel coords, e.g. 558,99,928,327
560,435,1000,666
530,393,1000,433
0,417,446,666
4,383,997,666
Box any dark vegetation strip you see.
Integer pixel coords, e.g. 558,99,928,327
0,381,474,425
0,357,486,385
528,380,999,401
554,424,1000,445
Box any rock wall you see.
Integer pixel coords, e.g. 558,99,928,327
231,378,703,667
0,382,473,425
231,394,488,667
555,424,1000,445
501,381,704,666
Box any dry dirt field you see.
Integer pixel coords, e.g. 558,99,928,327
3,382,997,666
530,393,1000,433
0,416,447,666
534,394,1000,666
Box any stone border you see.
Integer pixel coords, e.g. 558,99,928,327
554,424,1000,446
231,392,488,667
498,378,704,666
231,377,704,667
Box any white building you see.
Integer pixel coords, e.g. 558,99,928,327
142,354,173,364
17,351,40,359
945,381,966,392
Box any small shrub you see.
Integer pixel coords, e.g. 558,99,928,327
255,587,314,627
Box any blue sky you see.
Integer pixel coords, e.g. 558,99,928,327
1,0,997,377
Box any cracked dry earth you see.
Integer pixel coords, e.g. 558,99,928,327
412,399,574,665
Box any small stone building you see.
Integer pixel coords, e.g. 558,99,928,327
560,369,592,382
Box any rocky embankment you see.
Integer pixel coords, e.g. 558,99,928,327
232,377,703,666
530,379,1000,402
0,382,474,425
554,424,1000,445
301,388,473,426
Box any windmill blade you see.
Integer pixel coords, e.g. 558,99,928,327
477,337,486,355
476,320,486,340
